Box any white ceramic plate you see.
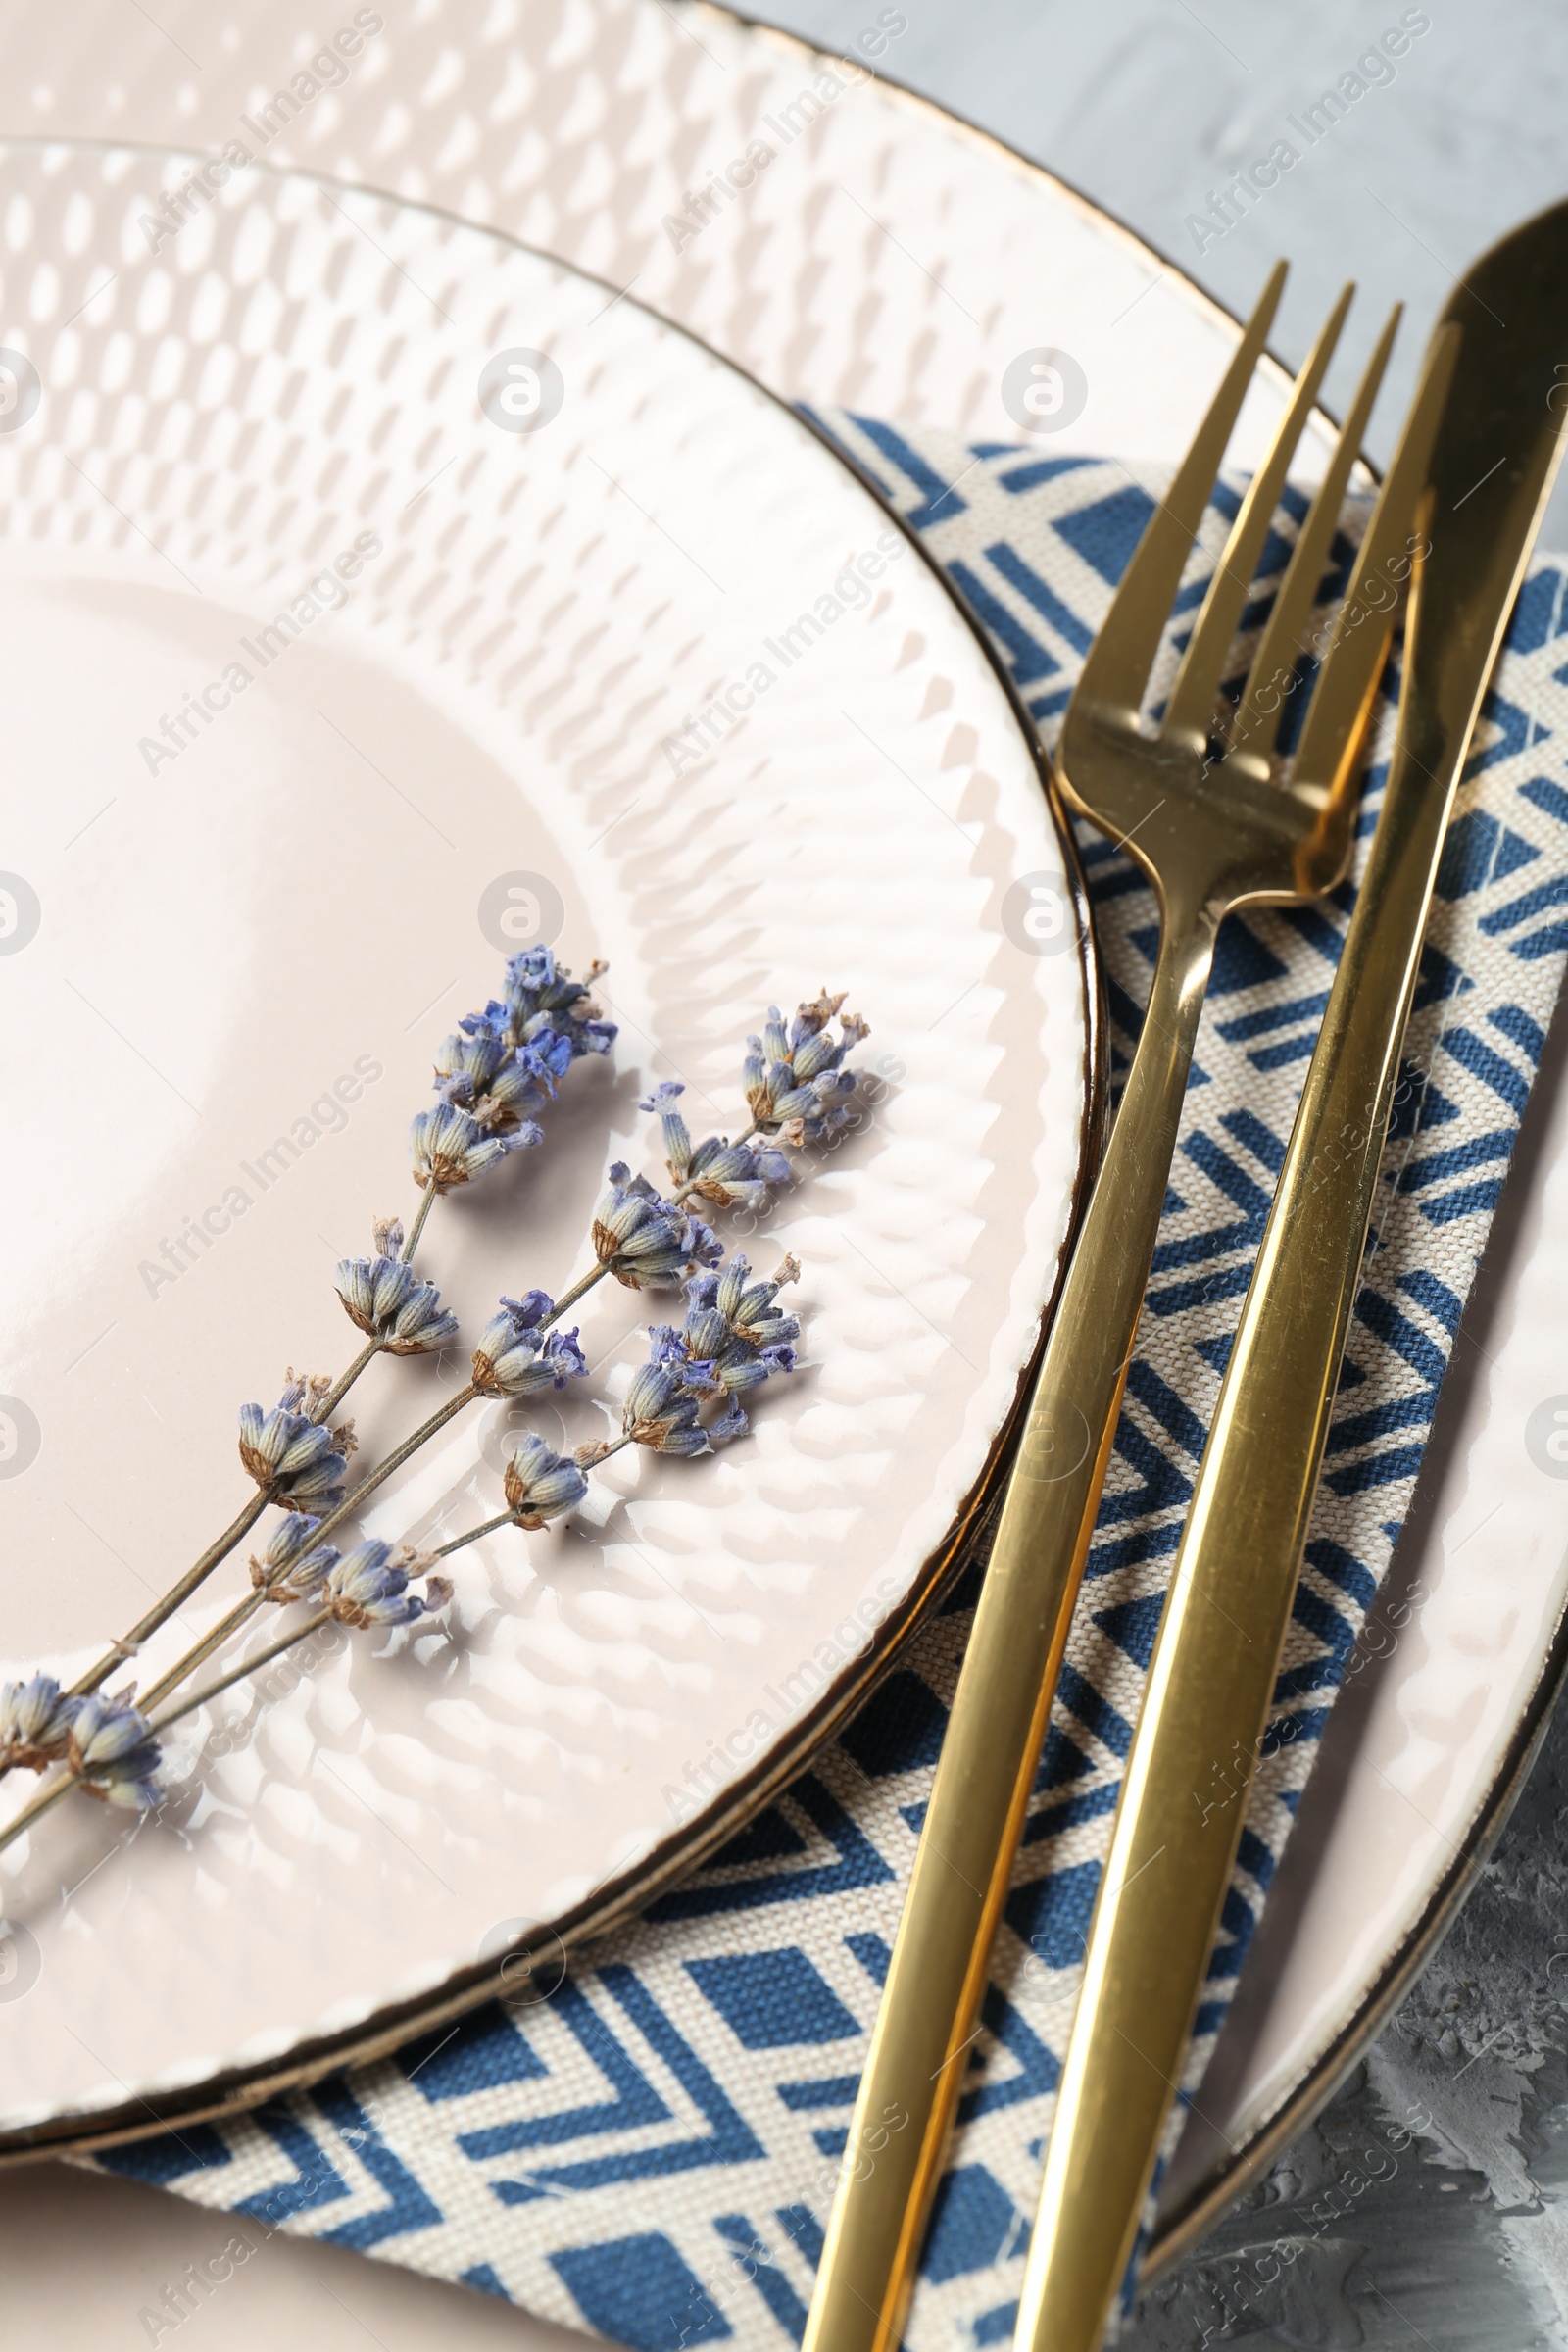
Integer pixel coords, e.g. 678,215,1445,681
5,0,1567,2294
0,142,1092,2140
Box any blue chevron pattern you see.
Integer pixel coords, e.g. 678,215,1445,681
93,428,1568,2352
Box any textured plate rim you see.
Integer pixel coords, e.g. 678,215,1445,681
713,0,1369,459
0,137,1105,2161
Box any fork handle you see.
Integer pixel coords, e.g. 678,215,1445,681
1012,637,1474,2352
802,894,1219,2352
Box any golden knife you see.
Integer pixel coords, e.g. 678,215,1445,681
1018,196,1568,2352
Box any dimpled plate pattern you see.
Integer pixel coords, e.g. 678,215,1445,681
0,0,1331,476
0,144,1088,2131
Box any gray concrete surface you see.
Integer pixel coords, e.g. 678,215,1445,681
753,0,1568,544
747,3,1568,2337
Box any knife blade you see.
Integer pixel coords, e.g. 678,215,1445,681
1014,197,1568,2352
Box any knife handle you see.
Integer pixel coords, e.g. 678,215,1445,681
1012,624,1454,2352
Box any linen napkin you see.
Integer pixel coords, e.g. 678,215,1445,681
90,422,1568,2352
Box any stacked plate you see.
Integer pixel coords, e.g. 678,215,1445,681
1,5,1565,2342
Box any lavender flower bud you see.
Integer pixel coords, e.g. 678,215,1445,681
638,1081,693,1178
0,1674,80,1772
709,1396,753,1446
743,991,871,1146
237,1396,349,1510
682,1136,793,1211
410,1102,535,1193
621,1362,710,1456
471,1298,588,1397
68,1695,162,1809
335,1254,460,1356
591,1164,721,1290
497,947,616,1058
248,1513,341,1604
279,1369,334,1420
503,1433,590,1527
685,1254,801,1355
370,1214,405,1260
323,1541,428,1628
648,1323,719,1391
433,1018,510,1106
481,1029,572,1131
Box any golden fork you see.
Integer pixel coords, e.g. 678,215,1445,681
803,267,1431,2352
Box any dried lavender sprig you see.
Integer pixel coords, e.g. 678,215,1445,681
319,955,610,1394
0,1547,453,1857
427,1253,801,1555
78,995,849,1735
151,1544,452,1732
60,1375,361,1707
540,990,865,1324
44,960,613,1726
1,1242,804,1846
128,1389,474,1715
127,1305,586,1713
0,1691,166,1853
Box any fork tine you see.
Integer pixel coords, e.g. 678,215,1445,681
1072,260,1288,718
1227,305,1401,770
1161,281,1355,750
1287,316,1463,814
